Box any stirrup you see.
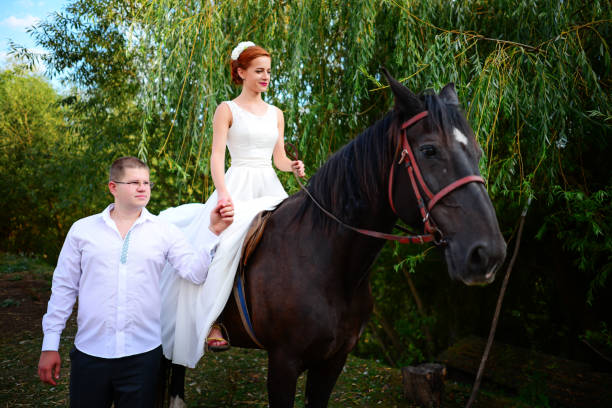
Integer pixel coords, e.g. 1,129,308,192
206,323,230,352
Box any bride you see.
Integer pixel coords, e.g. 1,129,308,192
159,41,305,368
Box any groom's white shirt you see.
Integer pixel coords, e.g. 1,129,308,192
42,204,219,359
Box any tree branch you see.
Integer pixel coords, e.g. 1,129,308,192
465,198,531,408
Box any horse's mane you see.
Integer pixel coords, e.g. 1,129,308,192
293,91,473,231
294,112,397,229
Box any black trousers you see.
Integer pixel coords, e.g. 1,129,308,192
69,345,162,408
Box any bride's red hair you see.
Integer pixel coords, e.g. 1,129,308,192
230,46,271,85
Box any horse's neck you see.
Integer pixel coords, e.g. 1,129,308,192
304,114,402,292
322,203,397,294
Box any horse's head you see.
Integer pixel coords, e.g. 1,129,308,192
383,69,506,285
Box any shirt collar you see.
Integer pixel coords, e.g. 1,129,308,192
101,204,154,229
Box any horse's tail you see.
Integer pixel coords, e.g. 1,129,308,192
154,356,172,408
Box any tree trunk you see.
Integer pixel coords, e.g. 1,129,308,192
403,268,435,359
372,303,403,353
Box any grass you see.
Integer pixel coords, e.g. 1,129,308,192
0,252,517,407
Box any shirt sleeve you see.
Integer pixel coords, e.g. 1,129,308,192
165,223,220,285
41,224,82,351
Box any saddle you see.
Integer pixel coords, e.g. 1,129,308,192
232,210,273,349
240,210,273,268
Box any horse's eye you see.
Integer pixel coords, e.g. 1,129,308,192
420,145,437,157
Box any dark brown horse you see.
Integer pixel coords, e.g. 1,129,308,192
162,71,507,407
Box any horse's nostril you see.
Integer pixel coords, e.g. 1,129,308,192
468,245,489,273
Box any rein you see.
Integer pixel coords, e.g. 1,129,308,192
288,110,485,246
290,164,434,244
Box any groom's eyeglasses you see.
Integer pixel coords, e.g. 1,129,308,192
112,180,155,189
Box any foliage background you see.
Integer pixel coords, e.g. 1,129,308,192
2,0,610,379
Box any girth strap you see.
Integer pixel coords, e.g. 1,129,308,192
232,211,272,349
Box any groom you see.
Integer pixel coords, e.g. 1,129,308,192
37,156,233,407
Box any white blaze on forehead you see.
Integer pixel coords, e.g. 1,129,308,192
453,127,468,146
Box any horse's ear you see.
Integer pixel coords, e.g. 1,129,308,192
381,66,424,114
439,83,459,106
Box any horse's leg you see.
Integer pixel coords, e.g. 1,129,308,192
304,351,349,408
267,350,302,408
168,363,186,408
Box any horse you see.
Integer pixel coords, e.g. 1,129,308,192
161,70,507,408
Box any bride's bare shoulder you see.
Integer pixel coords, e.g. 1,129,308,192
213,102,233,126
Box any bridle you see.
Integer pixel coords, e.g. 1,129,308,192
387,111,485,245
289,110,485,246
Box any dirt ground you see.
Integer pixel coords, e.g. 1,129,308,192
0,276,50,341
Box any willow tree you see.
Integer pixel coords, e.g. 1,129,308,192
134,0,610,362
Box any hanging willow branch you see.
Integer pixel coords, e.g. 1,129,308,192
133,0,611,323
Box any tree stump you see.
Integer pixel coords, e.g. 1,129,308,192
401,363,446,407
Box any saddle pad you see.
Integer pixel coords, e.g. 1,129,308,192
233,210,272,349
240,210,272,267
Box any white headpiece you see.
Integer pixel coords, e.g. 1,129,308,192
231,41,256,61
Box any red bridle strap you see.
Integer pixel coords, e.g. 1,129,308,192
401,135,434,199
427,175,485,211
388,111,431,215
400,110,429,130
288,108,485,247
291,162,435,244
353,227,435,244
389,110,486,244
405,163,437,234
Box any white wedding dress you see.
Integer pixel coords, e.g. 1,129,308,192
159,100,288,367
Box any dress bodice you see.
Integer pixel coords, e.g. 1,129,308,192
224,100,278,168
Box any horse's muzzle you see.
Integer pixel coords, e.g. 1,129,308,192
471,241,506,285
450,240,507,286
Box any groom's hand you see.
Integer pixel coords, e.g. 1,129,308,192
38,351,61,385
209,201,234,235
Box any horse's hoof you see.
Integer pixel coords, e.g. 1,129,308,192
169,395,187,408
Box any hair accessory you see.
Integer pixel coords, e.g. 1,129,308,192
231,41,256,61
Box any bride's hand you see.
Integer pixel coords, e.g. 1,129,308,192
291,160,305,177
217,191,233,207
